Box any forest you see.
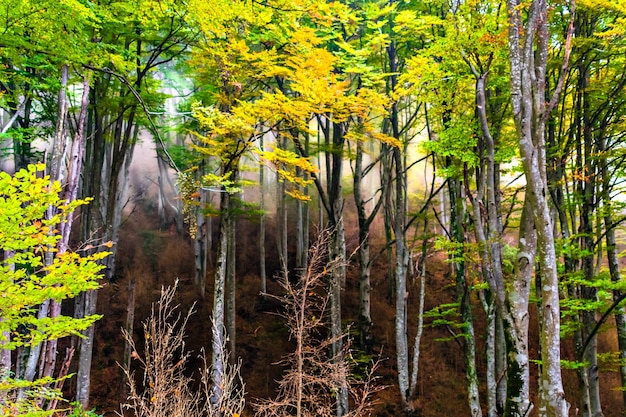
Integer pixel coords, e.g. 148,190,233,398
1,0,626,416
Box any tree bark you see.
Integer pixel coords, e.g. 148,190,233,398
226,187,238,359
353,139,377,352
194,182,208,299
408,221,427,402
506,2,570,415
211,182,230,407
503,199,535,417
393,143,411,410
450,173,482,417
328,121,348,417
259,135,267,296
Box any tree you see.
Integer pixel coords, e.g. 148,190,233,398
506,0,574,415
0,164,107,416
254,230,381,417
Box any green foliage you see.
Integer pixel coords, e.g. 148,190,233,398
597,351,626,373
424,302,469,342
0,164,106,349
560,359,587,371
434,236,465,264
0,164,107,415
0,374,63,417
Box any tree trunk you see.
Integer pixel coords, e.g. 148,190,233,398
353,139,373,351
394,143,410,410
49,65,69,183
408,221,428,402
328,121,348,417
295,166,306,273
481,294,498,417
495,311,507,414
226,187,238,359
277,136,288,272
211,183,230,408
503,198,534,417
121,278,136,401
506,1,570,414
464,66,507,417
195,184,208,299
75,290,98,408
450,173,482,417
259,135,267,296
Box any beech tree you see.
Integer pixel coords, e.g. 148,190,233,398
0,164,107,416
506,0,574,415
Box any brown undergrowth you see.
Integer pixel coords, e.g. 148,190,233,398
86,203,626,417
119,282,245,417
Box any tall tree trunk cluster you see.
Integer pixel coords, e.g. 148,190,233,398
506,0,572,415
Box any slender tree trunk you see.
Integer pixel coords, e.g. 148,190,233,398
325,120,348,417
75,290,98,408
211,183,230,408
277,136,288,272
302,134,310,271
571,45,602,416
465,67,508,417
195,183,208,299
495,311,507,414
329,223,348,417
121,278,136,401
296,166,305,272
259,135,267,296
450,173,482,417
394,143,410,410
612,294,626,408
382,145,395,303
353,140,373,351
49,65,69,183
481,294,498,417
226,185,238,359
408,221,428,402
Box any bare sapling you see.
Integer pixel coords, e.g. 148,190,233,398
119,281,245,417
255,230,383,417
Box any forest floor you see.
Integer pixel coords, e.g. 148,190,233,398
78,203,625,417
